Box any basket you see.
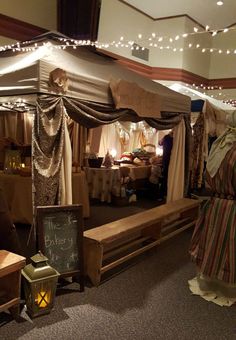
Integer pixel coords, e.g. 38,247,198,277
88,157,103,168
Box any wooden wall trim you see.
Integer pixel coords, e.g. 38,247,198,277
209,78,236,89
0,13,46,42
100,49,236,89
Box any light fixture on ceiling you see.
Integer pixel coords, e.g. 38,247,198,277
216,1,224,5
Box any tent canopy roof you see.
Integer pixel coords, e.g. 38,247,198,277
169,83,235,113
0,32,190,119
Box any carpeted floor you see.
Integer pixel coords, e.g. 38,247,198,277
1,198,236,339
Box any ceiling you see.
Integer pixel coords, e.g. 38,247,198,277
122,0,236,30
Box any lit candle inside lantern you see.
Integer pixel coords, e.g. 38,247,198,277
35,291,50,308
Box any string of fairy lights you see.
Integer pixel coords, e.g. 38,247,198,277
0,23,236,104
0,23,236,54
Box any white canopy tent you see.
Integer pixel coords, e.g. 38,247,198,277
0,33,190,117
0,32,191,208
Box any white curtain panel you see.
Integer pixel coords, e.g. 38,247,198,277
167,119,186,202
61,117,72,205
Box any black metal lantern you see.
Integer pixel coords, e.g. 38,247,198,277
21,251,59,318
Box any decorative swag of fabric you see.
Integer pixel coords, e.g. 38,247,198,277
33,95,191,207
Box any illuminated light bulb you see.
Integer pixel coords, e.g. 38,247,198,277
223,28,228,33
149,43,153,46
156,146,163,156
205,25,210,31
219,93,222,95
152,33,156,37
120,36,124,41
169,38,173,42
180,48,183,52
142,47,145,50
234,50,236,54
189,43,192,48
210,48,214,52
160,46,163,49
219,86,222,89
138,34,142,39
173,48,177,51
136,46,139,50
154,43,157,47
212,31,217,36
175,35,179,40
217,1,224,5
110,148,117,158
202,48,206,52
218,49,222,53
196,44,200,48
158,37,163,42
227,50,230,54
182,33,188,37
194,27,198,32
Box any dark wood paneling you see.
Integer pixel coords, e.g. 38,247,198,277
57,0,101,40
0,13,46,41
100,49,236,89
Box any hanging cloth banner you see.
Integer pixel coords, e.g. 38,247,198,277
109,78,161,118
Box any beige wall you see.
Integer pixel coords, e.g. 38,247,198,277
0,0,57,31
149,17,185,68
99,0,234,82
98,0,152,65
209,27,236,79
0,36,16,46
182,18,211,78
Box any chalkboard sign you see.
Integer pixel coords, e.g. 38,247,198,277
36,204,84,290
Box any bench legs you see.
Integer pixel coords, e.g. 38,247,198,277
84,239,103,286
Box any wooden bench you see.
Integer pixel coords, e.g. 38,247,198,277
84,198,200,286
0,250,26,320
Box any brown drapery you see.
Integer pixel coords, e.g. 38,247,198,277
32,95,191,209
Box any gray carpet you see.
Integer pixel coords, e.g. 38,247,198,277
1,197,236,339
1,228,235,340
